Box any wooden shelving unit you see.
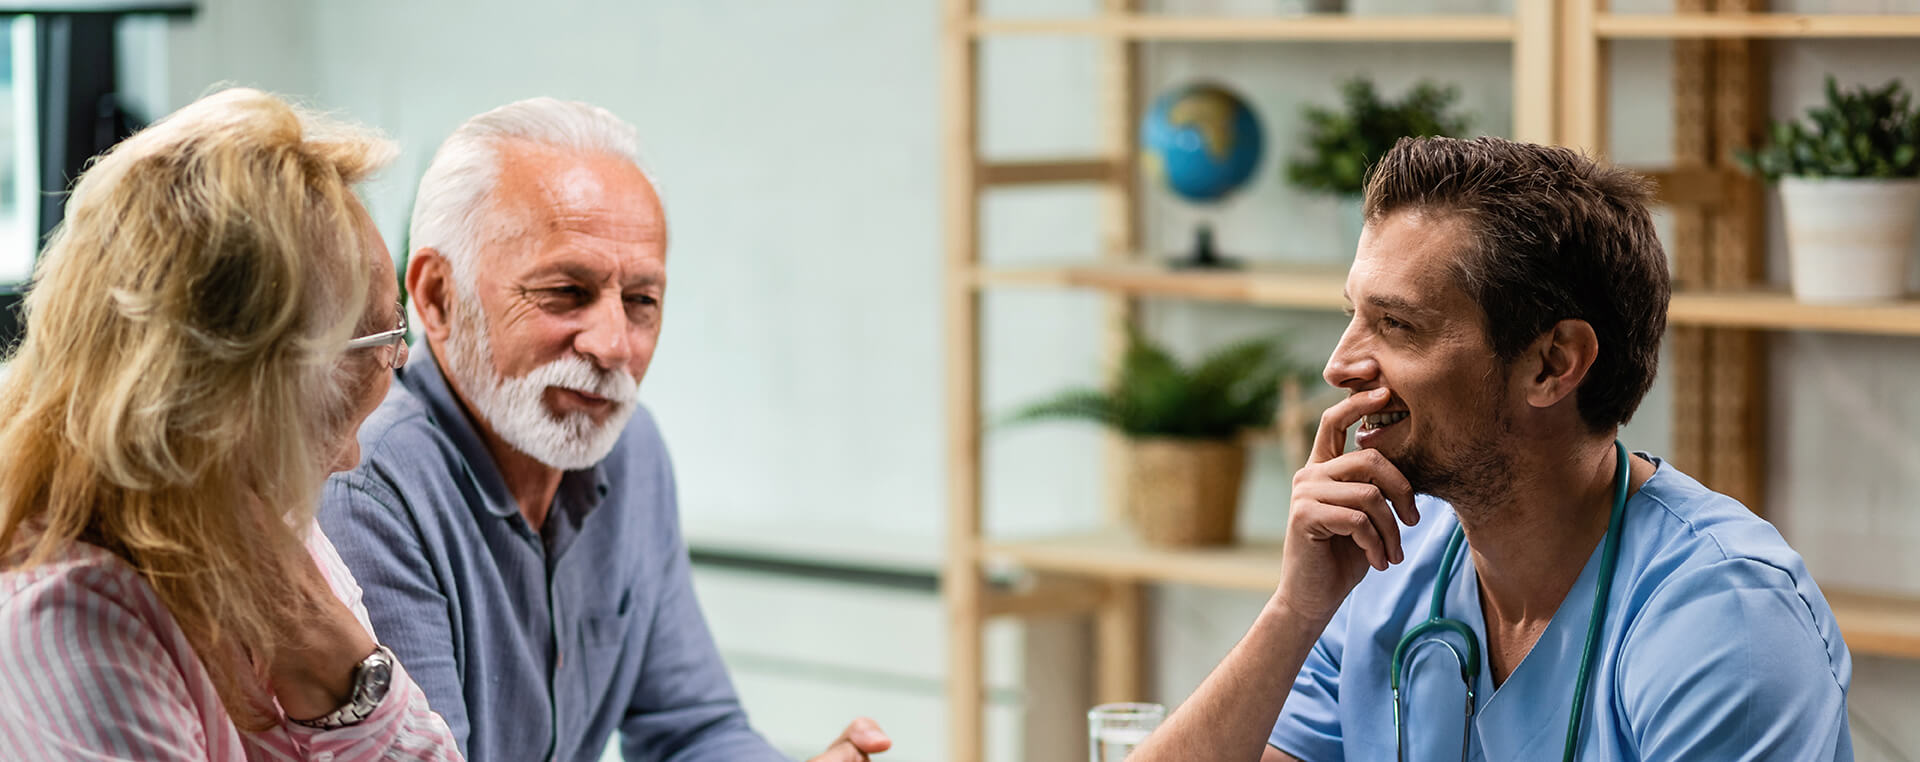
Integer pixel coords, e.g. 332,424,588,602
968,14,1515,41
975,260,1920,337
1597,11,1920,38
987,532,1286,593
944,3,1920,759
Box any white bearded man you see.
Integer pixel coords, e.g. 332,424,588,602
318,98,891,762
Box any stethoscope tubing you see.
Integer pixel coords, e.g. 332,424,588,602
1388,441,1631,762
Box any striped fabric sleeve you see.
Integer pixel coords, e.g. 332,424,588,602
0,534,461,762
0,557,221,760
284,662,460,760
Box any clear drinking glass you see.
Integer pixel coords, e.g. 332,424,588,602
1088,702,1165,762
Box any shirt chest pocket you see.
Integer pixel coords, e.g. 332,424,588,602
582,586,635,650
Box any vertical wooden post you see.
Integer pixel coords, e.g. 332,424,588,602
1663,0,1769,513
1706,0,1769,512
1099,0,1142,531
1558,0,1607,153
1094,0,1149,710
1095,581,1146,703
941,1,984,759
1669,0,1712,480
1512,0,1557,144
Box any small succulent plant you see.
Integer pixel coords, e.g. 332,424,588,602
1736,76,1920,182
1287,77,1473,197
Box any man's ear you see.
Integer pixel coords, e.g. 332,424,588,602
407,247,454,343
1526,319,1599,410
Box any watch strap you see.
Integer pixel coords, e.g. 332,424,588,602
287,644,395,730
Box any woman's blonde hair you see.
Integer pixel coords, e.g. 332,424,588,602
0,88,396,730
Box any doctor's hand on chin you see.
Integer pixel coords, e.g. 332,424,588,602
1129,385,1422,762
1273,386,1421,627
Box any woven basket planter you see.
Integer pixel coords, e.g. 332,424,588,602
1126,437,1248,547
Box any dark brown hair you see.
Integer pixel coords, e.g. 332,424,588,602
1362,136,1669,431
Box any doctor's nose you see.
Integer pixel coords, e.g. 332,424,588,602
1322,332,1379,392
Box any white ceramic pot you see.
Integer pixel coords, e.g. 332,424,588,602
1778,177,1920,303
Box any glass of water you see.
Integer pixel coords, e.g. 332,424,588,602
1088,702,1165,762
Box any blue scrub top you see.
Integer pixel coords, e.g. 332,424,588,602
1268,455,1853,762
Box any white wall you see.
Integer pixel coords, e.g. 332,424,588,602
146,0,950,551
140,0,1920,759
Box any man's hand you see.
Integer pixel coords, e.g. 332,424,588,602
1275,387,1420,624
807,717,891,761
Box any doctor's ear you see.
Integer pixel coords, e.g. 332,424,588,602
1524,319,1599,410
406,247,455,343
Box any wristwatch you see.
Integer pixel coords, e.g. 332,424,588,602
289,644,396,730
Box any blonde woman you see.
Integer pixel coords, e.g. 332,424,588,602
0,89,459,760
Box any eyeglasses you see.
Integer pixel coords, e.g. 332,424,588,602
347,303,410,370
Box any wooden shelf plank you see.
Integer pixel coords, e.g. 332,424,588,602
985,534,1920,660
1829,590,1920,660
1668,289,1920,336
1598,12,1920,39
978,157,1120,186
985,531,1283,592
1636,165,1738,207
974,262,1920,337
971,159,1731,201
975,261,1350,310
970,14,1514,42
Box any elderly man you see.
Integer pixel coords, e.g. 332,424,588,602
318,98,889,762
1132,137,1852,761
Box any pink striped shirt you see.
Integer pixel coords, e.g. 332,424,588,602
0,527,462,761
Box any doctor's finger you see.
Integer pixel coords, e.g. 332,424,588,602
1296,480,1404,565
1310,388,1392,465
1318,449,1419,526
1297,500,1390,571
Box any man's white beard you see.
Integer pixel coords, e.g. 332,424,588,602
441,294,639,471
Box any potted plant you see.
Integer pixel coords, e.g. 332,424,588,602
1737,76,1920,303
1003,329,1307,547
1286,77,1472,250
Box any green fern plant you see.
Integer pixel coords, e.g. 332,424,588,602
1736,76,1920,182
1287,77,1473,197
1003,329,1307,441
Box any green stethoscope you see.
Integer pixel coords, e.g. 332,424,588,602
1389,440,1630,762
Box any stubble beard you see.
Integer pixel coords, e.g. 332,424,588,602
1384,374,1519,521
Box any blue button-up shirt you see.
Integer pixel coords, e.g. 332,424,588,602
319,346,783,762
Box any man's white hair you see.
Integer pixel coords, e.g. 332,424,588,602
408,97,654,295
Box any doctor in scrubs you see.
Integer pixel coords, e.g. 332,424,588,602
1132,136,1852,762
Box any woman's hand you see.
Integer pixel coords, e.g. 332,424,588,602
265,551,377,722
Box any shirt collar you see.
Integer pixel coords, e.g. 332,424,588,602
400,343,613,521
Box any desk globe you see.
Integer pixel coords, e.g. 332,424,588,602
1141,82,1264,268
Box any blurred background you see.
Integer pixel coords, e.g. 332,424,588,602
3,1,1918,760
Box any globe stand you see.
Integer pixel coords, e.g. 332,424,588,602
1170,222,1240,270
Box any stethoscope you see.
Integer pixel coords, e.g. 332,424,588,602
1389,440,1630,762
